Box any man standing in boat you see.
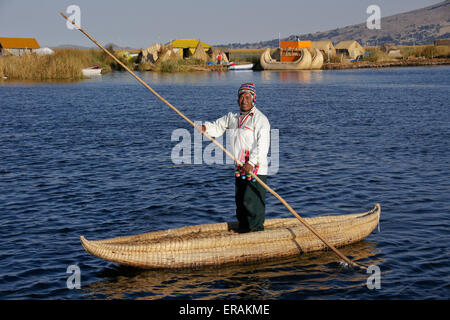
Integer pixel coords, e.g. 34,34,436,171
196,83,271,232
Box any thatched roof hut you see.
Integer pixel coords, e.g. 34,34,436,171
311,41,336,57
208,48,229,63
167,39,211,58
335,40,365,59
380,43,401,57
191,42,208,61
140,43,162,63
159,48,177,62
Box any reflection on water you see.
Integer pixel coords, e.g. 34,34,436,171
84,241,383,300
260,70,324,83
280,71,311,83
140,70,324,85
138,67,327,85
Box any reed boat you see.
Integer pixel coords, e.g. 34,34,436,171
310,48,324,70
80,203,380,269
260,47,312,70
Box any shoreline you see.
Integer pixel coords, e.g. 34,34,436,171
2,58,449,82
322,58,450,70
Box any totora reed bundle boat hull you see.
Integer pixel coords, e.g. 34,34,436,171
260,48,312,70
310,48,324,69
81,203,380,269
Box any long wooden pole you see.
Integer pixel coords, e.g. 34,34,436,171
60,12,366,270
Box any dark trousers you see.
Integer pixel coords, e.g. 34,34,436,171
235,175,267,232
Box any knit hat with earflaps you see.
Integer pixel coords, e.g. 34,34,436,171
238,83,256,107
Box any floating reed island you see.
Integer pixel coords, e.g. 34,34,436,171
257,42,450,71
1,42,449,81
0,44,229,81
323,44,450,70
0,46,136,81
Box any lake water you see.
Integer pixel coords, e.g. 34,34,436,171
0,66,449,300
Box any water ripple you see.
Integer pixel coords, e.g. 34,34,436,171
0,67,449,299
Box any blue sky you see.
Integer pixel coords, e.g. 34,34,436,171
0,0,443,48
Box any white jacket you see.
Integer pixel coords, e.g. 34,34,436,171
204,106,271,175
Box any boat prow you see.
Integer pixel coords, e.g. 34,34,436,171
310,48,324,69
81,203,381,269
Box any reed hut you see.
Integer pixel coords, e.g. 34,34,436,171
335,40,365,59
139,43,162,63
159,48,178,62
0,37,40,56
380,43,401,57
167,39,211,59
191,42,208,62
208,47,229,63
311,41,336,57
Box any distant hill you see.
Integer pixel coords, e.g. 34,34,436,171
225,1,450,48
51,44,94,50
51,43,134,50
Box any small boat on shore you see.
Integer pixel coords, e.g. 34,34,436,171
228,63,254,70
81,203,381,269
82,65,102,77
